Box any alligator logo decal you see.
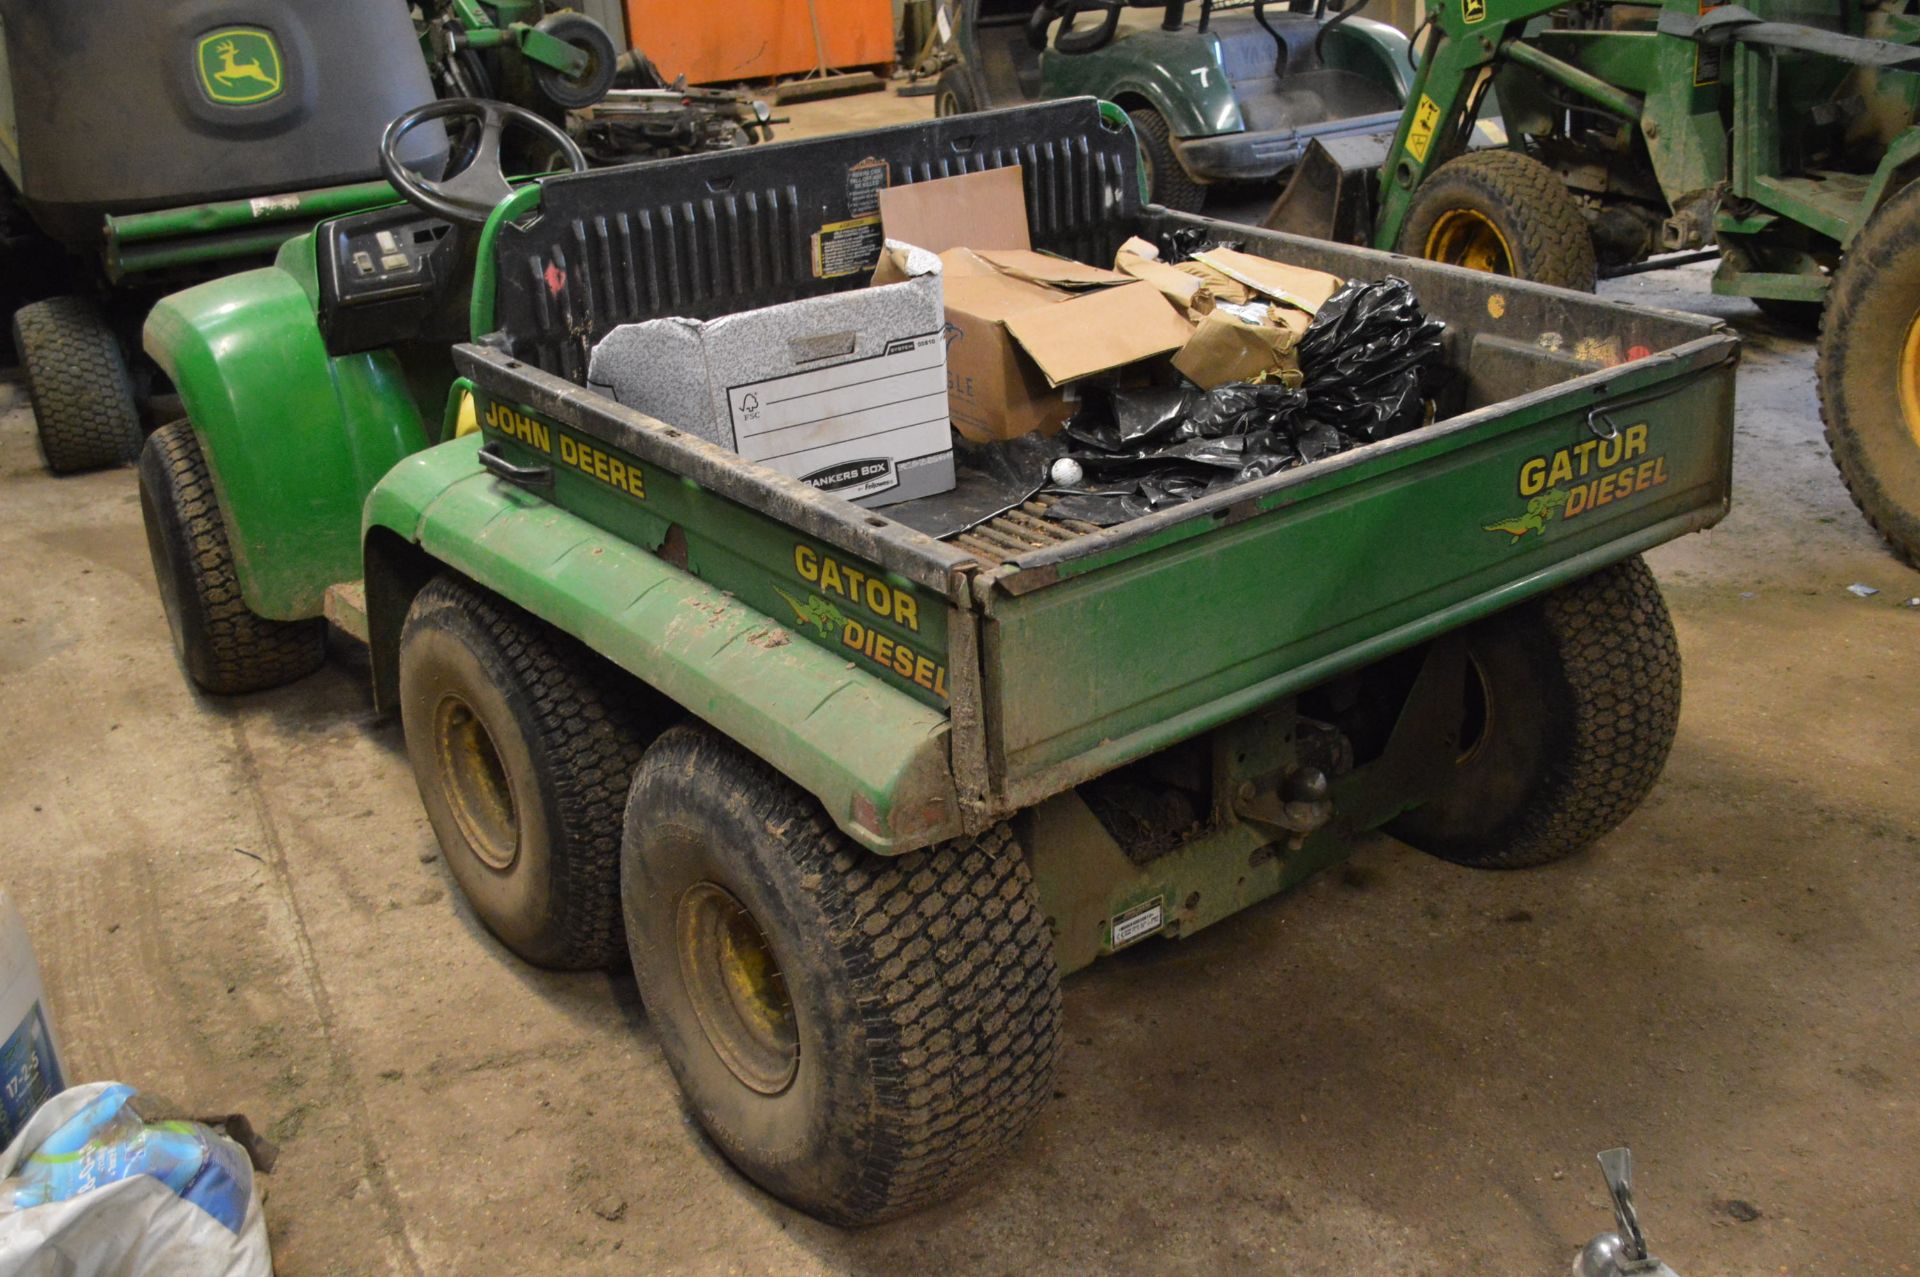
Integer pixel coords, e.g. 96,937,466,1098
774,589,848,639
1484,489,1568,541
197,29,283,105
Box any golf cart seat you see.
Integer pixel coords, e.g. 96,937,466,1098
1202,9,1401,133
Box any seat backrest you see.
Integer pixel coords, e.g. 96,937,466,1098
484,98,1143,382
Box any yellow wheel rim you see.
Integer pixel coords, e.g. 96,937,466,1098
677,882,799,1095
434,695,519,871
1899,310,1920,450
1424,208,1516,275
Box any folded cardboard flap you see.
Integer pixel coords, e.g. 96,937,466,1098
974,249,1133,291
1173,310,1303,390
1002,281,1195,387
1191,248,1342,318
875,165,1031,253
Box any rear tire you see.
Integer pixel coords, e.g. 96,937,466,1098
14,296,142,474
531,12,618,110
1816,180,1920,567
1396,149,1598,291
1128,107,1206,214
137,422,326,695
622,723,1061,1224
399,576,655,970
1388,556,1680,868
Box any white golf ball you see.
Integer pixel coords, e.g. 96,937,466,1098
1050,458,1084,487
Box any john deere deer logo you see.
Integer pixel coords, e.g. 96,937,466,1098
196,28,283,105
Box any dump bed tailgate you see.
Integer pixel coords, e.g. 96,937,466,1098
973,329,1734,808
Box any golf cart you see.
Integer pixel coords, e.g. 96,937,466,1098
934,0,1413,209
0,1,446,473
137,96,1736,1222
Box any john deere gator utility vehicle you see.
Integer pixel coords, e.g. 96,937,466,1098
136,97,1736,1222
0,0,445,472
1263,0,1920,562
935,0,1413,208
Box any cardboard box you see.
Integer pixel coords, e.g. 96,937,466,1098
586,242,955,508
880,168,1195,442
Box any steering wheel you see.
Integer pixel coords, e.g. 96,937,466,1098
379,99,587,225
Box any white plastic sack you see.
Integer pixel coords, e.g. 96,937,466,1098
0,1083,270,1277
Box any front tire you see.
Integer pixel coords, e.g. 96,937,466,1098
622,724,1061,1224
1396,149,1598,291
1129,107,1206,214
137,422,326,695
1388,556,1680,868
399,577,654,969
14,296,142,474
1817,180,1920,567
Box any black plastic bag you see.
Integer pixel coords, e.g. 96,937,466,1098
1155,225,1244,264
1037,276,1448,530
1295,276,1449,441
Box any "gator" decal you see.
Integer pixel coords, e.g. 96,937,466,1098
1486,422,1668,540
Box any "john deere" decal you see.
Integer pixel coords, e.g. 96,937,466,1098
196,28,283,106
1486,422,1668,541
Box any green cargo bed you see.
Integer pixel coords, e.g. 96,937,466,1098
446,98,1735,848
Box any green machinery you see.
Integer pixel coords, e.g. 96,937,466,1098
417,0,620,113
0,1,446,472
1266,0,1920,562
136,98,1736,1222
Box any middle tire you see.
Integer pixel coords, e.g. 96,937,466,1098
1396,149,1598,291
622,723,1061,1225
399,576,655,970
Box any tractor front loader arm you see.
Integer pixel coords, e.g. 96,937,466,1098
1369,0,1630,251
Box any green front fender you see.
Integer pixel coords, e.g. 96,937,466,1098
143,244,430,620
361,437,965,856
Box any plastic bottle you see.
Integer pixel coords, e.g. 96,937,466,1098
0,890,64,1150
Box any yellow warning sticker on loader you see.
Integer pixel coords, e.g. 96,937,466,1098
1405,95,1442,165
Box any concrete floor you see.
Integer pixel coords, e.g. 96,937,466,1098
4,93,1919,1277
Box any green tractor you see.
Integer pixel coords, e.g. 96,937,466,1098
934,0,1415,209
1265,0,1920,564
0,1,446,472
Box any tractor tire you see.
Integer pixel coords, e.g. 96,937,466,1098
531,12,618,110
137,422,327,695
1817,179,1920,567
1129,107,1206,214
621,723,1061,1225
13,296,142,474
399,576,655,970
933,67,979,118
1387,555,1680,869
1396,149,1598,292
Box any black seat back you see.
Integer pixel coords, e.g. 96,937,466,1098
486,98,1143,382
